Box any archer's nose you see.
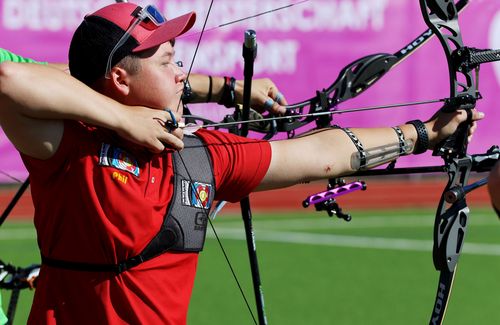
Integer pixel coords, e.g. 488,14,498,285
173,61,186,83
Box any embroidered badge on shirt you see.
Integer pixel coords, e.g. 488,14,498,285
99,143,140,177
181,179,212,209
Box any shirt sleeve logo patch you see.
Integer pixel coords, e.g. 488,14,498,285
181,180,212,209
99,143,140,177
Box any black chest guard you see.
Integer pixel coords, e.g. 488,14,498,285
41,135,215,274
156,134,215,252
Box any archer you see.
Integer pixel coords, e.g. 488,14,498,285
0,2,483,324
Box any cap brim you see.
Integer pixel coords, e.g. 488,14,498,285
133,12,196,52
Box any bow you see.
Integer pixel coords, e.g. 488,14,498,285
420,1,476,324
179,1,500,324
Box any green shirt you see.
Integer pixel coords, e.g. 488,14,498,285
0,294,7,325
0,48,47,64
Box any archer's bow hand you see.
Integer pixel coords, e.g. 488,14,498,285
235,78,288,114
426,108,484,150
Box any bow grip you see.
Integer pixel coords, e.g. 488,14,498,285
432,106,473,159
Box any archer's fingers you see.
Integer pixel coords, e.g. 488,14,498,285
470,109,485,122
158,130,184,151
467,120,478,142
272,91,287,114
448,109,484,127
170,127,184,141
262,91,287,114
152,115,184,151
273,90,288,106
466,110,484,143
146,130,184,153
262,98,286,115
160,108,182,127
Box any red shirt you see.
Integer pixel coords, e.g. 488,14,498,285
22,121,271,325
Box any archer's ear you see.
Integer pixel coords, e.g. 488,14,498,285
108,66,131,96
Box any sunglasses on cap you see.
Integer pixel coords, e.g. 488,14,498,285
105,5,166,79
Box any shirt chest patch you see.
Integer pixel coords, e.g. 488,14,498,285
181,179,213,209
99,143,140,177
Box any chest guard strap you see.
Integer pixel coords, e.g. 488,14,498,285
41,134,215,274
154,134,215,253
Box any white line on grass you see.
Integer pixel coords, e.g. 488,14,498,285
208,228,500,256
3,216,500,256
217,213,499,231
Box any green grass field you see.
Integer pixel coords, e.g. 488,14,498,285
1,208,500,324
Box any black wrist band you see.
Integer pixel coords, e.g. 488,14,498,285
406,120,429,154
206,75,213,102
217,76,236,108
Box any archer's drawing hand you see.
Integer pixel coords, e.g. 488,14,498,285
235,78,288,114
117,106,184,153
426,108,485,149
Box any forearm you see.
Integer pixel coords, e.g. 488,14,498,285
0,62,126,130
187,73,285,114
186,73,228,103
48,63,70,71
258,124,419,190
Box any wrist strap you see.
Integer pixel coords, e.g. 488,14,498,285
217,76,236,108
406,120,429,154
392,126,407,155
342,128,366,167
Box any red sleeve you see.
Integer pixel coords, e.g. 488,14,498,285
195,129,272,203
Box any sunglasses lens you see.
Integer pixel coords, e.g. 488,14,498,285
145,5,166,25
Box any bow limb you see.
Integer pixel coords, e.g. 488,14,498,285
419,1,477,324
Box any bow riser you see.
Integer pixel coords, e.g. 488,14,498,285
420,1,477,324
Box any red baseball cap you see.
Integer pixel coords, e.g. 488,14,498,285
69,2,196,85
90,3,196,53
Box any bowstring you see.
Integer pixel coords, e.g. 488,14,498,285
181,97,450,131
173,0,258,323
178,0,310,40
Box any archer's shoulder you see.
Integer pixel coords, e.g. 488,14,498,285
194,129,268,147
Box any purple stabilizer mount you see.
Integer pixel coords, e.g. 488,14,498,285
302,181,367,208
